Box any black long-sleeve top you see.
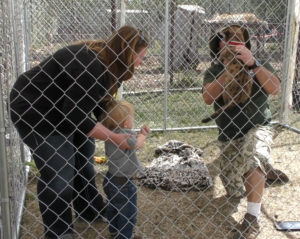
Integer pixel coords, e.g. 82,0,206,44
10,44,113,136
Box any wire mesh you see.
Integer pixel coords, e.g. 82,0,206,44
1,0,30,238
0,0,299,239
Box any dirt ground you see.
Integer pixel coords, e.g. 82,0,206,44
19,127,300,239
18,55,300,239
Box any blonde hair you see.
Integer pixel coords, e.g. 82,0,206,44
81,25,149,96
101,99,134,130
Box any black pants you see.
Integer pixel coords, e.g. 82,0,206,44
73,132,107,221
16,127,106,238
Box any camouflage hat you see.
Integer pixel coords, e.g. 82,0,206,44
209,24,251,59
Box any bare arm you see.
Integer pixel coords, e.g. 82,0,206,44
135,125,150,149
87,122,130,150
252,66,281,95
202,72,227,105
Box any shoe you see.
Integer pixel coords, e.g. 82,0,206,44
60,234,74,239
266,168,289,185
232,213,260,239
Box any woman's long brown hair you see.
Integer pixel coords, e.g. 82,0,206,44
84,25,148,96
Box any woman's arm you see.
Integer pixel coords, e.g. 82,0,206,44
87,122,130,150
202,72,227,105
252,66,281,95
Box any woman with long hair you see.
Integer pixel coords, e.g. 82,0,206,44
10,25,148,239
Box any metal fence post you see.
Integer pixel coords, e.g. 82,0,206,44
117,0,126,100
0,69,12,239
111,0,117,32
163,0,170,131
2,0,300,238
280,0,300,123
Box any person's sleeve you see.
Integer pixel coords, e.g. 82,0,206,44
63,79,98,134
93,106,104,121
55,47,104,134
127,132,137,148
203,69,216,86
203,64,224,86
93,96,113,121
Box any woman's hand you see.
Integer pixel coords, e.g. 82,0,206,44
234,46,280,95
88,122,130,149
234,45,255,66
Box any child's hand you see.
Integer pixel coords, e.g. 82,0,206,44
135,125,150,149
140,125,150,136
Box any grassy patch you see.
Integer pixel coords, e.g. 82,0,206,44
123,91,215,129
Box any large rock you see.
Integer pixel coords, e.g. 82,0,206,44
137,140,212,191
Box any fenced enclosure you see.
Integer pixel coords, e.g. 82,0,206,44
1,0,300,238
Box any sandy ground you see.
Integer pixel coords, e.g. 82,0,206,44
17,55,300,239
19,127,300,239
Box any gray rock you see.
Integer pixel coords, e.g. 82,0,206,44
138,140,212,191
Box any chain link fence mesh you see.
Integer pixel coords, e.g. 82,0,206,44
1,0,30,238
1,0,299,238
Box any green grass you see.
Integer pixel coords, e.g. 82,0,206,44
147,40,163,55
95,129,220,168
170,70,203,88
123,91,215,129
122,90,290,130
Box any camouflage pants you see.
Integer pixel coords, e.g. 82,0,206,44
218,125,274,198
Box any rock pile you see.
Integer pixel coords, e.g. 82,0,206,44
137,140,212,191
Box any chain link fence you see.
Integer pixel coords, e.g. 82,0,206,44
1,0,299,238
